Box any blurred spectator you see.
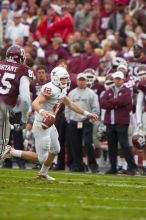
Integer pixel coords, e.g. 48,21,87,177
67,42,81,74
119,14,137,39
47,5,74,43
78,40,100,72
0,7,13,45
91,4,100,33
68,0,77,16
99,0,114,34
5,12,29,44
32,41,45,58
134,0,146,32
1,0,14,19
10,0,27,13
74,2,93,32
108,1,126,32
30,7,46,34
46,34,69,72
36,3,61,41
122,36,135,58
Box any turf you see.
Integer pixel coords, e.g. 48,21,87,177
0,169,146,220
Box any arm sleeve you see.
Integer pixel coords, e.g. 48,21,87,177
136,90,144,124
19,76,31,123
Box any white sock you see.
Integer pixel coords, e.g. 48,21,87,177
39,164,49,175
11,149,22,158
120,158,127,170
117,156,122,167
122,161,127,170
142,160,146,167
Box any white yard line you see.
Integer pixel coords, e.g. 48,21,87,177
0,198,145,212
0,192,146,203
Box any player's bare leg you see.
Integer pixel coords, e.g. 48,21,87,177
1,145,38,161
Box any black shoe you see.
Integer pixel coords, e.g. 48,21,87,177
70,164,85,172
2,158,13,168
89,164,99,173
141,167,146,176
125,169,136,176
105,168,117,174
117,166,127,174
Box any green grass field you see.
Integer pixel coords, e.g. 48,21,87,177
0,169,146,220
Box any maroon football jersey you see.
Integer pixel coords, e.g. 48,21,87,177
30,79,49,101
0,60,34,107
124,75,138,91
126,56,146,76
137,79,146,93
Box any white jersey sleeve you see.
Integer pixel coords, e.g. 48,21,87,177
136,90,144,125
19,76,31,123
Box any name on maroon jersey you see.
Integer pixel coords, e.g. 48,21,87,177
0,64,18,72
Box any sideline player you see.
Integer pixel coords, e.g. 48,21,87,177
0,45,34,157
1,66,98,181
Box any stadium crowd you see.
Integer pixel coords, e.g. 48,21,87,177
1,0,146,177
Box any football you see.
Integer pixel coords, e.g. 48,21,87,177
41,113,56,129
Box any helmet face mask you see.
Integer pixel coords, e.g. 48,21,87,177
104,74,114,89
84,68,96,87
97,123,107,142
112,57,128,68
138,70,146,80
51,66,70,89
6,45,25,64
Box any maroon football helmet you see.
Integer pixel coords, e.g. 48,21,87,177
6,45,25,64
132,128,146,150
83,68,97,87
97,123,107,142
104,74,114,89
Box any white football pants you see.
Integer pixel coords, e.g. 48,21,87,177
32,120,60,164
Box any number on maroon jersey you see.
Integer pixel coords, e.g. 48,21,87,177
28,69,35,80
0,72,15,94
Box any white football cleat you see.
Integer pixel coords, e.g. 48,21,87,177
0,145,12,161
36,174,56,182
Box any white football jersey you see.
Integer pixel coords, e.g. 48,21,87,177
35,82,67,122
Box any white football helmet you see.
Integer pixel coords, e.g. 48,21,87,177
83,68,97,87
51,66,70,89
